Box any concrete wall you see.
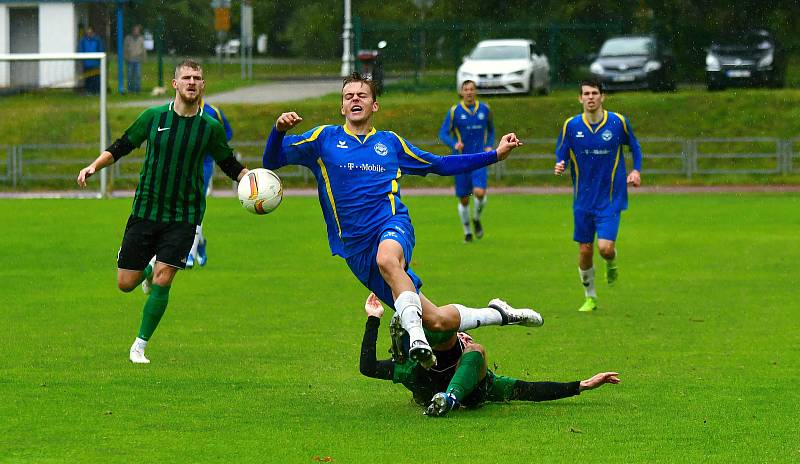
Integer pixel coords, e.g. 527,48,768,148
0,3,81,88
39,2,77,87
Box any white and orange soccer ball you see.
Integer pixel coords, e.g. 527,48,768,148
238,168,283,215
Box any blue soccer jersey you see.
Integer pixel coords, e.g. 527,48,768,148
438,101,494,154
201,101,233,190
264,125,498,258
555,110,643,213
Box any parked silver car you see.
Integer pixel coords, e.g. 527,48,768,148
457,39,550,95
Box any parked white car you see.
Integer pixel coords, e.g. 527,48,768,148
457,39,550,95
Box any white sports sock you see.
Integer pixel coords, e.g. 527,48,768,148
579,266,597,298
197,223,205,244
474,195,487,220
189,225,201,256
454,303,503,331
132,337,148,350
395,291,427,345
457,203,471,234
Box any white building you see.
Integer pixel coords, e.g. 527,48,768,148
0,1,98,88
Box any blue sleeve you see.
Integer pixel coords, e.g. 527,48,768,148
218,109,233,141
621,115,643,171
555,118,571,164
485,105,495,148
263,125,323,170
438,107,458,151
392,133,498,177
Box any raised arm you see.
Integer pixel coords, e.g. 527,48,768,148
359,293,396,381
262,112,324,170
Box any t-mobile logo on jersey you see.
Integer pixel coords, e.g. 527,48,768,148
343,163,386,172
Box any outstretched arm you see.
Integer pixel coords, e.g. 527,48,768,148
579,372,621,391
399,133,522,177
493,372,620,402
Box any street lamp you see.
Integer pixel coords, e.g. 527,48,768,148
341,0,354,76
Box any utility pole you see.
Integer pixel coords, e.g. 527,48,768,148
341,0,354,77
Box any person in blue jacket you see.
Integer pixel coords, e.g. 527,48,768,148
77,26,104,95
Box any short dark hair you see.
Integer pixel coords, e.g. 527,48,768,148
174,59,203,79
342,72,378,100
461,80,477,89
579,78,603,94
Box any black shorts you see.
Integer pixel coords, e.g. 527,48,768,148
117,216,195,270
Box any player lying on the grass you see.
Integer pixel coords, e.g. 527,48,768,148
359,293,620,416
263,72,539,369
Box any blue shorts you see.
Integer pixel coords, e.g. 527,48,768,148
203,154,214,192
573,209,621,243
345,218,423,310
454,167,488,198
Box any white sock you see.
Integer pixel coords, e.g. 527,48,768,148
457,203,471,234
395,291,427,345
197,223,205,245
132,337,148,350
474,195,486,220
189,225,201,256
454,303,503,331
579,266,597,298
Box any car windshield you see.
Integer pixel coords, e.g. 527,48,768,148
599,38,653,57
470,45,528,60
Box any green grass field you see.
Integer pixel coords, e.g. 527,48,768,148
1,193,797,462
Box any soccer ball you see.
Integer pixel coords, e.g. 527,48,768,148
238,168,283,215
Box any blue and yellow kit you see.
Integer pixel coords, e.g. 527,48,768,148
438,100,494,155
264,125,499,258
555,110,643,214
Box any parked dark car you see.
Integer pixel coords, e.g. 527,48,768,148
589,35,676,92
705,29,786,90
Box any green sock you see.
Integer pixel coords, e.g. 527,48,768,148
137,283,170,341
446,351,484,402
486,374,519,402
139,263,153,285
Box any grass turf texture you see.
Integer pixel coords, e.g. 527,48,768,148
1,193,797,462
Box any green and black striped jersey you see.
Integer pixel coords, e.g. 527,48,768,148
124,102,232,225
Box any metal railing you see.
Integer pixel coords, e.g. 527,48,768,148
2,137,799,190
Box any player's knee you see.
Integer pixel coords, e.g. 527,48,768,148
421,311,450,332
579,243,593,255
375,251,401,274
598,243,615,259
117,278,137,293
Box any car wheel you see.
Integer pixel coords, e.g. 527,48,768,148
539,76,550,95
